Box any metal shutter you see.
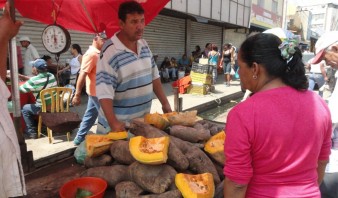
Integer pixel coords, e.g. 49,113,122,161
143,15,185,65
190,22,223,56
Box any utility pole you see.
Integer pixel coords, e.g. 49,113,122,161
282,0,288,29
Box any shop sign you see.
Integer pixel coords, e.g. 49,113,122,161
250,4,282,29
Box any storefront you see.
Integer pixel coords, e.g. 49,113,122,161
143,15,186,64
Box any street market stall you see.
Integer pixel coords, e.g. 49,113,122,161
25,112,226,197
0,0,170,172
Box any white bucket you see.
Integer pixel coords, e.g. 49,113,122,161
178,71,185,79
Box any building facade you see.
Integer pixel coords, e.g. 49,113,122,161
4,0,252,66
249,0,285,32
287,1,338,51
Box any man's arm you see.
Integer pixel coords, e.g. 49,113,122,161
219,51,224,67
317,160,328,185
71,71,87,106
230,48,235,66
99,98,125,132
224,177,248,198
320,62,328,82
18,73,30,81
31,46,40,60
0,3,22,80
153,78,171,113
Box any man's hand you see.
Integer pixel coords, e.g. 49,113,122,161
110,120,126,132
0,2,23,41
71,94,81,106
162,103,172,113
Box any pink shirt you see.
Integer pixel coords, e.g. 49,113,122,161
224,86,332,197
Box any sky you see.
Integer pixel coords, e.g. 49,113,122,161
288,0,338,6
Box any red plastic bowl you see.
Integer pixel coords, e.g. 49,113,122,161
59,177,107,198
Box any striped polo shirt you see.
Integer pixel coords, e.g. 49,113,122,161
96,33,160,122
19,72,57,106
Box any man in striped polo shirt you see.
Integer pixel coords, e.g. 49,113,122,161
18,59,57,139
96,1,172,132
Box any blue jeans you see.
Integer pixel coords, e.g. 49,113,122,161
211,65,217,84
75,96,108,141
223,61,231,74
21,103,41,135
308,73,325,97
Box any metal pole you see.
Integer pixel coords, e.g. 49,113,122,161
173,87,179,112
282,0,288,30
173,87,182,112
8,0,35,173
8,0,24,144
9,38,24,143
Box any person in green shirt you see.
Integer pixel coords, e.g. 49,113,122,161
18,59,57,138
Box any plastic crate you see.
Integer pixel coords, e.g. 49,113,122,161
190,71,212,85
191,63,213,74
187,84,210,95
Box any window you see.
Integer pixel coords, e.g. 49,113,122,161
272,1,278,13
258,0,264,7
313,13,324,21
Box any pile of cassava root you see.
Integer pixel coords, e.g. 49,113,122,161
81,119,226,198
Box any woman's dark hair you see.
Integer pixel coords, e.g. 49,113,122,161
195,45,201,51
224,43,232,49
211,44,217,51
41,55,51,61
239,33,307,90
72,44,82,55
205,43,211,48
118,1,144,22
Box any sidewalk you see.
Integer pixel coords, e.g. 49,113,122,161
25,76,243,167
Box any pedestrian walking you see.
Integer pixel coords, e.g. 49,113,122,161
219,43,235,87
72,33,109,145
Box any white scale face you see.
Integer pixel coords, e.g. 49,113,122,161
42,25,69,54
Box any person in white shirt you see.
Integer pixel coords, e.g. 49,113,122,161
311,31,338,198
306,58,327,97
19,35,39,76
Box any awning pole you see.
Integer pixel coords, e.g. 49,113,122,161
8,0,23,145
8,0,35,173
9,37,24,143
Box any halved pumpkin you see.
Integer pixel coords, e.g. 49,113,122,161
86,134,113,158
175,173,215,198
129,136,170,165
106,131,128,140
144,113,170,130
204,131,226,165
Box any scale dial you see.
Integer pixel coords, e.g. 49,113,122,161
42,24,71,54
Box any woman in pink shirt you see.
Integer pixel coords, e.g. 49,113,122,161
223,33,332,198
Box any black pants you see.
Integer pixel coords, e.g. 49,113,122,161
320,172,338,198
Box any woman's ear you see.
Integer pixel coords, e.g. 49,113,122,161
251,62,260,76
331,44,338,52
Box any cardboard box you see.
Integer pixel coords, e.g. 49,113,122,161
187,84,210,95
190,71,212,85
